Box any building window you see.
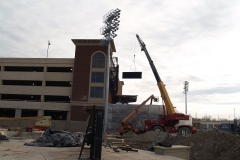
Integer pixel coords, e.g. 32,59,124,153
44,95,70,103
90,87,104,98
47,67,73,72
92,52,105,68
1,94,41,101
21,109,38,117
4,66,44,72
44,110,67,120
91,72,104,83
0,108,15,117
46,81,71,87
3,80,42,86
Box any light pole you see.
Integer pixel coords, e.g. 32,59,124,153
100,8,121,134
183,81,189,114
47,40,50,58
205,114,208,130
234,108,235,119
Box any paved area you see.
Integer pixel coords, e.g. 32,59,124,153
0,138,183,160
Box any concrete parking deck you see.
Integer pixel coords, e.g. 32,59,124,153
0,138,183,160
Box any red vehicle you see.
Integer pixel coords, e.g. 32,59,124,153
0,116,52,132
118,94,158,135
26,116,52,132
136,34,196,135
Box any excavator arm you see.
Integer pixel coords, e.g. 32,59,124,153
136,34,176,115
118,95,158,134
121,94,158,125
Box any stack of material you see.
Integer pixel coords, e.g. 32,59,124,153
108,104,163,133
24,129,81,147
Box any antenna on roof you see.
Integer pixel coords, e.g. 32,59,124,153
47,40,51,58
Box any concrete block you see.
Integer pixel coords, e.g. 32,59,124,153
0,128,8,136
155,145,190,160
103,135,116,143
105,138,124,146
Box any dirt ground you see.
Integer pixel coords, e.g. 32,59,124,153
122,130,240,160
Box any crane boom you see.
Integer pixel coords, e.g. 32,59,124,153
136,34,176,115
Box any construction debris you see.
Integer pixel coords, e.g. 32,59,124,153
24,129,82,147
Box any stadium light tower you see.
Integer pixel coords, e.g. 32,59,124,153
100,8,121,134
183,81,189,114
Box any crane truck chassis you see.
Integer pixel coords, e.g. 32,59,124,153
136,34,196,136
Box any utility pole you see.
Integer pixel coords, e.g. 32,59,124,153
234,108,235,119
183,81,189,114
47,40,50,58
205,114,208,130
100,8,121,134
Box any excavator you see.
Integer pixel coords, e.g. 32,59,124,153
118,95,158,135
136,34,196,135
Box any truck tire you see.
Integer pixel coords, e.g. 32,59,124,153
177,127,190,137
152,126,164,133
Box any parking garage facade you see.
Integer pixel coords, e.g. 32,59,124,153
0,39,134,131
0,59,74,121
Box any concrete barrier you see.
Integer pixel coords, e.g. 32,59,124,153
0,128,8,136
155,145,191,160
105,138,124,146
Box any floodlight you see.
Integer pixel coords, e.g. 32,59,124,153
100,8,121,42
100,8,121,135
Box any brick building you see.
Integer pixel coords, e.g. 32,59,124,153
0,39,137,131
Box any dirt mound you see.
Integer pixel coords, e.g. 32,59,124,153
122,131,166,149
122,130,240,160
162,129,240,160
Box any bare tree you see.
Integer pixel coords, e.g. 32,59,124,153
211,118,217,121
201,115,212,121
219,118,228,121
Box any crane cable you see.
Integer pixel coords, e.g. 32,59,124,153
129,40,137,72
129,54,136,72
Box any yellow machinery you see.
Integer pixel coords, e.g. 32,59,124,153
35,116,52,127
26,116,52,132
0,116,52,132
118,95,158,134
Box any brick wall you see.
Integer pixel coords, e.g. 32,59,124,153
71,45,108,101
70,44,108,121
